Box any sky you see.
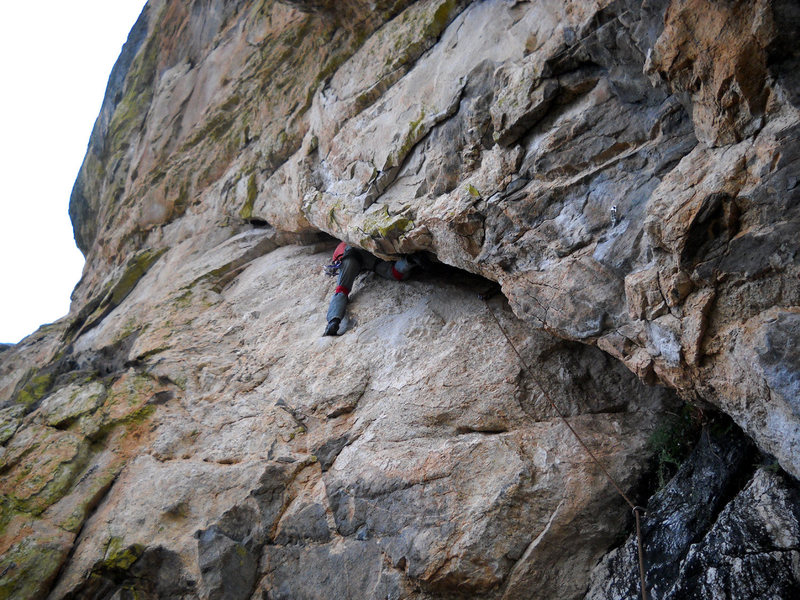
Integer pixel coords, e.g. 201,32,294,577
0,1,148,345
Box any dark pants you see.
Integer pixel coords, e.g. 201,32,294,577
326,246,411,322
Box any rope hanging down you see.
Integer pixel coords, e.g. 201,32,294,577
482,298,649,600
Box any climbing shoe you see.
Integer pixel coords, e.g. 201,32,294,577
324,318,341,336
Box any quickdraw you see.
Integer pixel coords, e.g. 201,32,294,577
323,260,341,277
325,241,348,276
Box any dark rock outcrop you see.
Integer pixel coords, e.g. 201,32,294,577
587,422,800,599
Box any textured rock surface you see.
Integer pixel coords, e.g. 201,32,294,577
3,237,671,599
62,0,800,480
587,423,800,599
2,0,800,598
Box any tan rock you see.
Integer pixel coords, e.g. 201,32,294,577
681,287,715,367
646,0,774,146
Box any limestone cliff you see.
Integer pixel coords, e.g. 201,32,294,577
2,1,799,599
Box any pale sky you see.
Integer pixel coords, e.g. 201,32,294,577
0,1,148,344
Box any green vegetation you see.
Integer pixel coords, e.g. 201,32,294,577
432,0,458,30
173,375,188,391
219,93,242,112
328,206,339,227
29,444,91,517
647,403,703,489
0,428,92,532
0,408,22,445
59,466,120,533
70,247,165,339
385,109,427,170
114,319,145,345
385,0,459,72
184,111,239,148
173,288,194,309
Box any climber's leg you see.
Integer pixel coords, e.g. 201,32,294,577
353,247,378,272
324,247,363,335
374,257,413,281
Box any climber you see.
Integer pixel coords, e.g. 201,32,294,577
323,242,416,336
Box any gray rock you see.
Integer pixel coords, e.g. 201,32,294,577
261,540,411,600
586,422,800,600
756,311,800,418
665,468,800,599
197,526,258,600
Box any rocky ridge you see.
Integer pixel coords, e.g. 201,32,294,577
1,0,800,598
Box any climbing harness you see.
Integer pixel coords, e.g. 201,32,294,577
482,297,649,600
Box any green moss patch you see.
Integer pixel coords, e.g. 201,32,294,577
43,381,107,430
0,407,24,445
105,23,161,160
184,111,239,149
12,370,55,408
0,533,70,600
466,184,482,198
239,173,258,219
92,373,158,432
59,465,121,533
385,108,427,170
0,427,91,517
99,537,145,572
360,205,414,241
109,248,167,306
74,248,167,338
388,0,459,71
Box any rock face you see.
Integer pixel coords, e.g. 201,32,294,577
2,0,800,599
2,238,673,600
587,424,800,600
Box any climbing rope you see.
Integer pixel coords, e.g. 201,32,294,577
482,298,649,600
